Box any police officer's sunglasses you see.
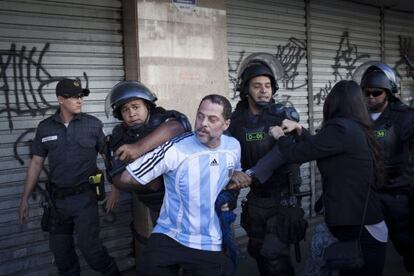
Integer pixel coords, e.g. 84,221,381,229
363,89,385,97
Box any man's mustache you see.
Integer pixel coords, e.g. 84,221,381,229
196,127,208,133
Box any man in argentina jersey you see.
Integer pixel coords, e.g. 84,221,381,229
116,94,244,275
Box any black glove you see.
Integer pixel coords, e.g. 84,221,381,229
108,155,127,180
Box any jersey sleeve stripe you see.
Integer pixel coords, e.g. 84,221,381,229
131,132,194,178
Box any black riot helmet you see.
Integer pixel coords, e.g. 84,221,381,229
236,53,284,102
105,80,157,120
354,61,398,94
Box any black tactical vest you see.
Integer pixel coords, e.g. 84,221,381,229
373,102,412,184
228,108,300,197
109,107,173,209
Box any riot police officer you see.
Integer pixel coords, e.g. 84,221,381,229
105,80,191,224
355,62,414,271
228,53,302,276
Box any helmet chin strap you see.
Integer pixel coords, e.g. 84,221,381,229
256,101,270,108
128,122,145,130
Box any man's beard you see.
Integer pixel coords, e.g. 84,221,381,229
196,127,210,142
247,94,271,111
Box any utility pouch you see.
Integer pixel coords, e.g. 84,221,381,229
89,170,105,201
39,183,73,234
273,206,308,244
40,202,73,234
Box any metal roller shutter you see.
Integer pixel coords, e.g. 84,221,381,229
384,10,414,105
225,0,310,238
309,0,381,125
0,1,131,275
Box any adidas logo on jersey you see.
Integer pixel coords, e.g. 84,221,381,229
210,158,219,166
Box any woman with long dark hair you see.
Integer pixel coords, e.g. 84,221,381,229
268,80,388,275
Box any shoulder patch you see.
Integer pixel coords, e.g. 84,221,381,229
42,135,58,143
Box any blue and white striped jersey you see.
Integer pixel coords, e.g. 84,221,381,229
126,132,241,251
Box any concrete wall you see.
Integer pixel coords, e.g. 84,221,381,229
123,0,229,125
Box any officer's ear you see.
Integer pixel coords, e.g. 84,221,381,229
57,96,65,104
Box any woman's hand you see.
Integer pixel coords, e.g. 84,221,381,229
268,126,286,140
281,119,303,135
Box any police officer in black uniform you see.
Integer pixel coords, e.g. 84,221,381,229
105,80,191,224
355,62,414,272
228,53,302,276
19,79,120,276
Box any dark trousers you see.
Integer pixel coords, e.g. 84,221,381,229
49,192,118,276
242,193,294,276
137,233,225,276
379,192,414,271
330,226,387,276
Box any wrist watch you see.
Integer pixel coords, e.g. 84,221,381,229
245,169,256,178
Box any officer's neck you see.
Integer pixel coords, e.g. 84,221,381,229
59,109,76,124
247,98,262,116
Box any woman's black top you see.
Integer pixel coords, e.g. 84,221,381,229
279,117,383,226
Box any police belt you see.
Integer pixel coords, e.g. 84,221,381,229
49,182,92,199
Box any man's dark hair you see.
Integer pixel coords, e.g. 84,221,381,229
200,94,232,120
